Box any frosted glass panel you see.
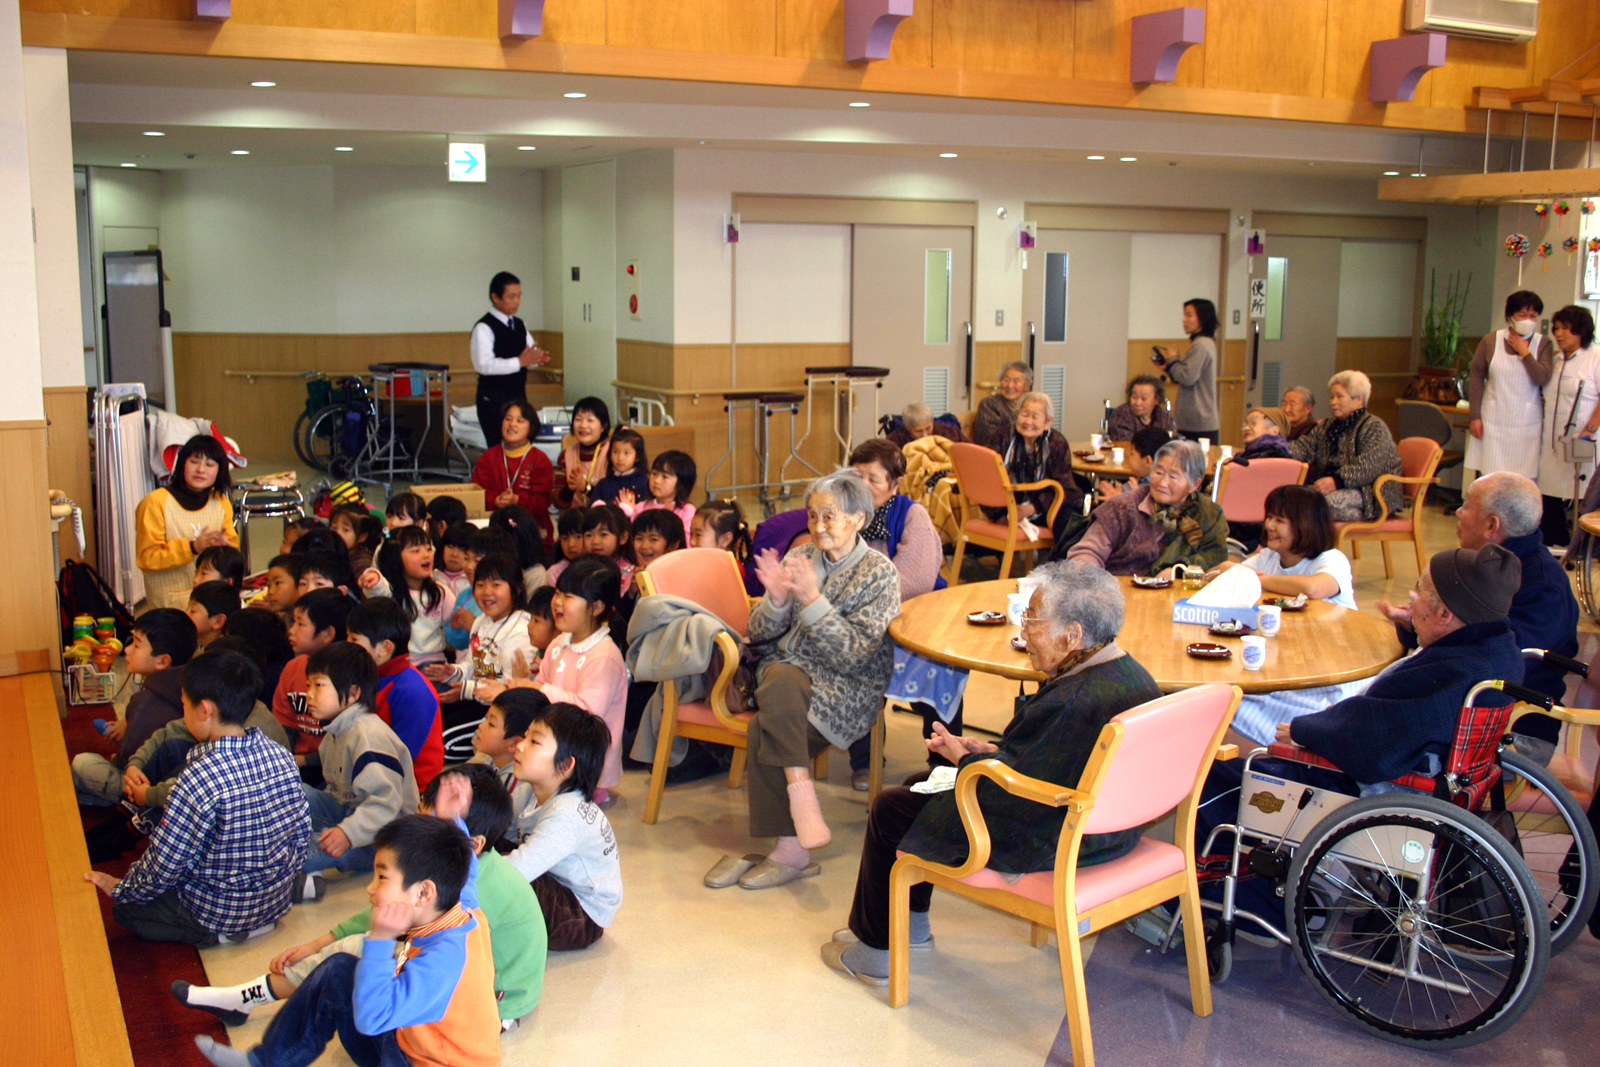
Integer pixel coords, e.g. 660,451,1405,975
1265,257,1288,342
1043,251,1069,343
924,249,951,345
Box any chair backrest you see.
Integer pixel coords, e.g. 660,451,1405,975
636,548,750,637
1397,400,1452,446
949,442,1012,510
1443,697,1519,810
1083,682,1238,835
1396,436,1444,501
956,407,977,442
1213,458,1308,523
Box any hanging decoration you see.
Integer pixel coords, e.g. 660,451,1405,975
1506,232,1530,284
1590,238,1600,253
1564,236,1581,257
1582,200,1596,216
1534,203,1550,218
1554,201,1571,216
1537,241,1553,271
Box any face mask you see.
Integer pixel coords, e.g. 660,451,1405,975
1512,318,1537,338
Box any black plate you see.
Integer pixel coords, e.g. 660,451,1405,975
967,611,1007,626
1186,642,1232,660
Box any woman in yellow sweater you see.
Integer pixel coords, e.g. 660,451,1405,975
135,434,239,611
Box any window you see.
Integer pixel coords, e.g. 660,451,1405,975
1265,256,1288,342
1043,251,1069,343
924,249,951,344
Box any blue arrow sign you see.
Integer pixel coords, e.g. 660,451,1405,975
456,148,478,173
448,142,487,182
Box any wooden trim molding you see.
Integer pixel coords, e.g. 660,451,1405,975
0,421,60,676
733,195,977,227
1251,212,1426,241
1026,204,1229,234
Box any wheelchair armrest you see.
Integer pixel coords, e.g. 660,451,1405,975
1265,742,1343,774
1216,743,1239,762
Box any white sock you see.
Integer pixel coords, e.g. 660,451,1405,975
184,975,276,1016
194,1035,253,1067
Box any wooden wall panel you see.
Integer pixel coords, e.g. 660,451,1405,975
414,0,498,39
1530,0,1600,83
44,387,95,569
606,0,777,55
1073,0,1206,88
240,0,416,34
775,0,839,60
1204,0,1327,98
887,0,934,68
537,0,610,44
1321,0,1405,104
0,423,60,677
1337,336,1413,436
1427,36,1533,109
934,0,1076,80
974,340,1023,400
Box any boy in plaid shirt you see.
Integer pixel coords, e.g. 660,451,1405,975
85,651,311,946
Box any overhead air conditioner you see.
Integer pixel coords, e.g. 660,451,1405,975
1405,0,1539,43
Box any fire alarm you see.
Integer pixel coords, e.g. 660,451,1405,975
626,263,635,275
629,294,639,314
626,259,640,320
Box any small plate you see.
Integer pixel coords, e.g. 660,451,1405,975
1073,450,1107,463
1010,635,1028,652
1270,595,1309,611
1209,621,1255,637
967,611,1007,626
1186,642,1232,660
1131,576,1173,589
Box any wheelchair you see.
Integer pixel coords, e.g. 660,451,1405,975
1170,649,1600,1049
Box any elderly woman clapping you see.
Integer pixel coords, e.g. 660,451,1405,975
704,469,901,891
821,560,1162,986
1289,370,1403,522
1068,438,1228,576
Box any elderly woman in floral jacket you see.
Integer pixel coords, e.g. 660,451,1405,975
703,469,901,891
1289,370,1404,522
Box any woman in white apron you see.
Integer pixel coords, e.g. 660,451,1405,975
1535,306,1600,546
1465,290,1550,479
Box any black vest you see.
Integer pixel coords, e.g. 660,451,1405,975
477,312,529,390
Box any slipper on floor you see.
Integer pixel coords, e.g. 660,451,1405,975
832,927,934,951
820,940,888,988
738,858,820,890
704,853,766,889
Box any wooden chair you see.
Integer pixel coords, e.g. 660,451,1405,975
1334,436,1443,578
1213,457,1307,556
888,682,1242,1067
948,442,1066,585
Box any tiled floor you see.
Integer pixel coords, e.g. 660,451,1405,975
195,500,1600,1066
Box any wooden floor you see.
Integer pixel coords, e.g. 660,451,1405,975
1,672,133,1067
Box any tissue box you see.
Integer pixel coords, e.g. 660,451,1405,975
1171,599,1260,629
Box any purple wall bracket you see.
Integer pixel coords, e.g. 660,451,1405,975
1130,8,1204,84
1369,34,1446,103
846,0,915,64
193,0,230,20
499,0,545,39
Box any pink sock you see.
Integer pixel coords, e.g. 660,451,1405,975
768,836,810,870
786,778,831,850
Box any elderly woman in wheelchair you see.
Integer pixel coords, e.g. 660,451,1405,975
1175,544,1600,1047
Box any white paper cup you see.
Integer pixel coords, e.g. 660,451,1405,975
1089,433,1103,452
1006,591,1030,626
1241,635,1266,670
1111,447,1125,465
1198,437,1211,453
1220,445,1234,460
1258,604,1282,637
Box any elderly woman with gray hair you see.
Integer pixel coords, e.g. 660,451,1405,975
973,361,1034,451
1067,438,1228,577
821,560,1162,987
704,468,901,891
985,390,1082,524
1289,370,1403,522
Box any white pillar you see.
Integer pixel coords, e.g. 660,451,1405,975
23,46,84,390
0,5,46,421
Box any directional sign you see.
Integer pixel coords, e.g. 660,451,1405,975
448,142,486,183
1249,278,1267,320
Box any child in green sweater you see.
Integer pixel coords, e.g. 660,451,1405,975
172,763,547,1031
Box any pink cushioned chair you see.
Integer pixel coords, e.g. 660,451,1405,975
887,682,1242,1067
1335,436,1442,579
948,442,1066,585
1213,457,1307,523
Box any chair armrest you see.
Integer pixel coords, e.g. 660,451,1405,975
1539,704,1600,728
1012,478,1067,528
706,630,749,735
1216,743,1239,762
917,758,1092,880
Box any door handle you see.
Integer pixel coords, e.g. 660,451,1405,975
964,321,973,397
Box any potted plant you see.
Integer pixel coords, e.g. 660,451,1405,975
1407,269,1473,404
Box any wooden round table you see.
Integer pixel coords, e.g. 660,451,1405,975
1071,440,1223,479
889,577,1403,694
1576,511,1600,620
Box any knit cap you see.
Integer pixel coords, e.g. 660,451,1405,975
1248,406,1288,434
1428,544,1520,625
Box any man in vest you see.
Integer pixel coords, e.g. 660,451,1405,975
472,271,549,448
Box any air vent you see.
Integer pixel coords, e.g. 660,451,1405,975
1262,361,1283,407
1039,365,1066,423
923,366,950,415
1405,0,1538,42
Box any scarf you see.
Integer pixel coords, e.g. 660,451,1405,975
166,477,216,512
1003,431,1051,486
862,499,892,543
1147,492,1215,576
1319,408,1369,474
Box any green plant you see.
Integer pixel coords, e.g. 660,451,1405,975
1421,268,1473,373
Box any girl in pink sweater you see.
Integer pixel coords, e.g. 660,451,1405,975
516,555,629,805
616,449,696,535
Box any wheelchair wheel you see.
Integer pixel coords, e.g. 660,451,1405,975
1286,794,1549,1048
1496,749,1600,955
292,409,314,468
302,403,349,472
1203,919,1232,984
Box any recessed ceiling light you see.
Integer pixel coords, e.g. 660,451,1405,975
1383,170,1400,176
250,81,276,88
848,101,870,108
1120,156,1138,162
516,145,536,151
231,150,250,156
563,92,587,99
335,146,354,152
120,162,136,168
939,152,958,158
1087,155,1105,160
143,131,165,137
1411,172,1426,177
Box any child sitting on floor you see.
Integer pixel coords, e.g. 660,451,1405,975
428,553,534,763
193,779,498,1067
272,588,356,765
330,502,383,576
358,525,454,667
504,702,621,951
72,608,197,806
616,448,697,535
278,516,322,555
629,507,685,573
426,495,468,546
471,688,551,841
438,521,476,600
347,596,445,788
186,581,239,650
193,544,246,588
490,503,550,593
176,763,546,1035
261,554,304,617
547,507,586,585
590,426,649,506
443,527,519,653
690,498,753,581
296,642,419,901
580,503,635,594
385,491,427,530
85,651,310,947
296,550,359,600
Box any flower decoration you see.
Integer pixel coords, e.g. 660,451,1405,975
1582,200,1596,216
1537,241,1553,258
1565,237,1581,253
1555,201,1571,216
1534,204,1550,217
1590,238,1600,253
1505,233,1530,257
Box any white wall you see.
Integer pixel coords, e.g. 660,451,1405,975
0,4,44,420
157,164,542,334
1127,233,1221,338
734,223,851,344
22,47,83,389
615,150,674,345
541,167,563,333
1337,240,1418,337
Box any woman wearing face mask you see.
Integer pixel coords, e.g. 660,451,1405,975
1465,290,1551,481
1535,305,1600,545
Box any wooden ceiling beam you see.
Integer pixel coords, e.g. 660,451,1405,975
1378,168,1600,205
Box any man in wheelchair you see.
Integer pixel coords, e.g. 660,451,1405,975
1195,544,1526,921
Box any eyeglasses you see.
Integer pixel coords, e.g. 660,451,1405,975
1019,611,1041,628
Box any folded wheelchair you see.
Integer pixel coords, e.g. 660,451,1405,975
1167,649,1600,1049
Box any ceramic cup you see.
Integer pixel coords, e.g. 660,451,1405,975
1198,437,1211,453
1111,447,1126,465
1006,591,1030,626
1089,433,1103,452
1241,635,1266,670
1258,604,1282,637
1220,445,1234,460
